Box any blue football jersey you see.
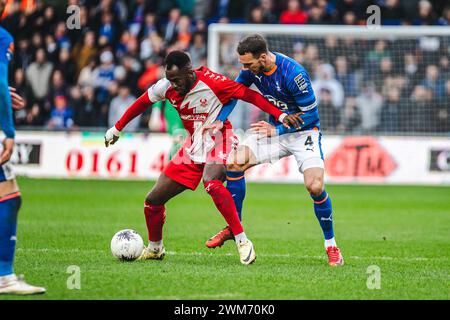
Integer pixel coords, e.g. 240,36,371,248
236,52,320,133
0,26,15,182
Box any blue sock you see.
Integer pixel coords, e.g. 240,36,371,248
310,191,334,240
0,196,21,276
226,171,246,221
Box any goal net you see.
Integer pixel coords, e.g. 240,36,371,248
207,25,450,136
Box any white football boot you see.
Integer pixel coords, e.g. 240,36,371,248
237,239,256,265
0,274,46,295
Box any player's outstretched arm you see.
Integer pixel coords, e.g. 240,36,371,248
105,92,151,147
275,110,318,136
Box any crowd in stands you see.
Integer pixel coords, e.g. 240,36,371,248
2,0,449,134
219,36,450,134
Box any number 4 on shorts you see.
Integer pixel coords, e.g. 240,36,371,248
305,136,313,146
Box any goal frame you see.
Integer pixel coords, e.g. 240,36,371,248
207,24,450,72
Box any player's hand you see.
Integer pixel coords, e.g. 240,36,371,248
104,126,120,147
202,120,224,136
9,86,25,110
250,121,277,138
0,138,14,165
281,112,304,130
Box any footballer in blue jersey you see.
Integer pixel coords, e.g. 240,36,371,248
0,0,45,294
205,34,343,266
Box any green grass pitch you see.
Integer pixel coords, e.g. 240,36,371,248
2,177,449,300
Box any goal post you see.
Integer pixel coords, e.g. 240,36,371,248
207,24,450,136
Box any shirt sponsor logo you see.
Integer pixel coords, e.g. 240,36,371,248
180,114,207,121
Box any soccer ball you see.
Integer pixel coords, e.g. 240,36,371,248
110,229,144,261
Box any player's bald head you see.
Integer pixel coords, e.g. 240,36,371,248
237,34,268,58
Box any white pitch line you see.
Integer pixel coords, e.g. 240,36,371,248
16,248,448,262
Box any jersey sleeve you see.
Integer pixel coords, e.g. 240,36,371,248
215,71,252,122
115,91,152,131
235,69,253,86
147,78,170,103
285,69,318,112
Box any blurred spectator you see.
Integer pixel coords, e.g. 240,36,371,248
54,21,70,49
140,32,164,61
249,6,265,24
25,48,54,105
72,31,98,76
414,0,437,25
98,11,117,46
381,0,405,25
279,0,308,24
336,0,369,22
409,85,436,132
380,87,403,132
342,10,357,25
78,57,97,90
108,84,139,131
317,88,339,130
164,7,181,44
73,86,99,127
140,13,158,38
138,59,164,92
46,70,68,113
403,53,420,88
189,32,207,67
260,0,278,24
57,48,76,85
338,97,361,132
92,50,116,103
209,0,248,21
335,56,357,97
47,95,74,130
176,15,193,50
355,83,383,133
437,6,450,25
420,65,444,98
313,63,345,109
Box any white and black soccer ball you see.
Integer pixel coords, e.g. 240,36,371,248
111,229,144,261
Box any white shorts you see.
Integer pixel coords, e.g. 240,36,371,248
241,129,325,173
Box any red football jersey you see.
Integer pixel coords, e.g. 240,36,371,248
147,66,245,137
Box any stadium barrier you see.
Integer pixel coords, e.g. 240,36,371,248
7,131,450,185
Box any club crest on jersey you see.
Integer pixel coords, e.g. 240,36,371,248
294,74,307,91
275,81,281,92
200,98,208,107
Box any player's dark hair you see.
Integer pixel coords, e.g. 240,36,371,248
164,50,192,70
237,34,268,57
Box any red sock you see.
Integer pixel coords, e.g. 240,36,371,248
204,180,243,236
144,202,166,242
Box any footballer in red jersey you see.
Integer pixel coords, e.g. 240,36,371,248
105,51,302,265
